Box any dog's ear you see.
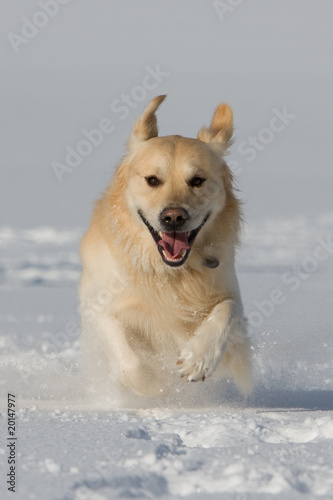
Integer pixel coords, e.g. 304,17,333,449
197,103,233,154
129,95,166,146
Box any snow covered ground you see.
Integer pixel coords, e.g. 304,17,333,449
1,1,333,497
1,216,333,499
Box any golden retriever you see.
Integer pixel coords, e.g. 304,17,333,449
79,95,252,398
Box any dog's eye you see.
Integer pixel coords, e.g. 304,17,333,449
145,176,161,187
189,177,206,188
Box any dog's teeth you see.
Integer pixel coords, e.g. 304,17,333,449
162,249,186,262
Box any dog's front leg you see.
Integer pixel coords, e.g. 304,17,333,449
177,300,252,394
81,308,167,397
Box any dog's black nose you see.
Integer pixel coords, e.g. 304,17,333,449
160,207,188,230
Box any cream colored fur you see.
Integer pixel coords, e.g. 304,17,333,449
79,95,252,398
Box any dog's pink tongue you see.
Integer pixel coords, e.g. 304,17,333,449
159,232,190,259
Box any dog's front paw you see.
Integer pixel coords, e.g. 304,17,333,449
177,336,221,382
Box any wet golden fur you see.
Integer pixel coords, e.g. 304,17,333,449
79,96,252,397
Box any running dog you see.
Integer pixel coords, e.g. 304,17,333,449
79,95,252,397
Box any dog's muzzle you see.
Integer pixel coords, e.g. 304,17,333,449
138,210,210,267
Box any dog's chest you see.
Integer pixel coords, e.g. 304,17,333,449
112,273,219,341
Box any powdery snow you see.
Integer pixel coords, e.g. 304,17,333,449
3,408,332,499
0,216,333,499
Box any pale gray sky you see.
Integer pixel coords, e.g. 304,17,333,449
1,0,332,227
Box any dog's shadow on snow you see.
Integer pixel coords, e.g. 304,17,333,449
248,389,333,412
147,385,333,413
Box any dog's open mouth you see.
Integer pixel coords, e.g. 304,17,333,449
138,211,210,267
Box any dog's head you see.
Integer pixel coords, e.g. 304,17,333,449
118,95,237,268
